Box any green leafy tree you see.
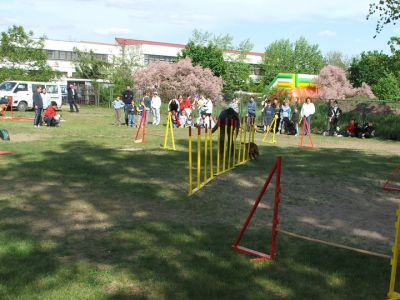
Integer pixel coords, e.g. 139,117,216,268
73,47,110,79
372,72,400,101
293,36,324,74
180,30,255,95
177,41,226,77
348,51,392,87
106,47,140,94
367,0,400,37
324,50,351,70
0,25,59,82
261,39,294,85
261,37,323,87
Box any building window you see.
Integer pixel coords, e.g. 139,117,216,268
144,54,176,65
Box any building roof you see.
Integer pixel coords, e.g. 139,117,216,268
80,40,116,46
115,37,264,57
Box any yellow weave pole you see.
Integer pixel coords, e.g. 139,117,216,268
237,117,243,165
232,120,238,168
242,119,247,163
188,127,193,195
209,119,214,179
228,119,234,170
204,125,208,184
388,208,400,300
217,119,221,175
170,113,176,150
269,115,278,144
246,119,251,162
163,112,170,148
223,119,228,172
163,112,176,150
197,126,201,190
251,117,255,143
262,115,277,144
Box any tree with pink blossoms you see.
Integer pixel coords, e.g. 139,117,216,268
133,58,223,100
317,65,375,100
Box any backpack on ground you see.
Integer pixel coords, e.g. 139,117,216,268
0,129,10,141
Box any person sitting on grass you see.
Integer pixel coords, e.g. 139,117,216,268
43,101,61,127
340,119,358,137
179,110,188,128
359,121,375,139
186,115,194,127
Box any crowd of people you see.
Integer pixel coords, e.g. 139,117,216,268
112,86,217,129
256,96,315,136
109,86,378,140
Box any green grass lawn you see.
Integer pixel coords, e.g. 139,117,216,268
0,106,399,299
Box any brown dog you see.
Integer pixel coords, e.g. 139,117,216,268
243,142,259,160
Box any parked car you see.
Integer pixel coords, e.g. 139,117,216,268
0,80,64,111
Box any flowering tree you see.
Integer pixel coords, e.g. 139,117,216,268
134,58,223,99
317,65,375,100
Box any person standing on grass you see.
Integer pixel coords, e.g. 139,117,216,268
246,96,256,126
33,85,43,128
262,100,275,132
278,99,292,134
328,100,342,136
142,91,151,124
111,96,125,126
291,97,301,136
151,91,161,125
128,100,137,127
300,97,316,135
122,86,134,126
67,83,79,113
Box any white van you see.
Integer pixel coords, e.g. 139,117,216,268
0,81,65,111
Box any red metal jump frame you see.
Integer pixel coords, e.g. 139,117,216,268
134,109,147,143
383,164,400,191
299,116,314,148
232,156,282,261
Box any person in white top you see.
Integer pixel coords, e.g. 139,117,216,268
203,98,213,116
41,87,51,110
300,97,316,135
151,91,162,125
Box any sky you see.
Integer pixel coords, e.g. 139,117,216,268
0,0,398,57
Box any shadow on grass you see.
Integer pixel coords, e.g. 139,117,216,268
0,140,397,299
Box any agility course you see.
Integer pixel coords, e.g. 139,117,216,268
188,117,256,195
0,106,399,299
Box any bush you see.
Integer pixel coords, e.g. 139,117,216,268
372,73,400,102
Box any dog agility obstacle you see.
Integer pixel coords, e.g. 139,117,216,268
383,164,400,192
232,156,392,263
232,156,282,261
134,110,176,149
388,208,400,299
262,114,278,144
188,117,256,195
299,116,314,148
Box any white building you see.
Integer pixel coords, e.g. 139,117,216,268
43,37,263,79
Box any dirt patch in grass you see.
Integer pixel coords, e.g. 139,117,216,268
9,132,48,142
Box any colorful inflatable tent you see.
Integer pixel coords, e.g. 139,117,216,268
268,73,318,99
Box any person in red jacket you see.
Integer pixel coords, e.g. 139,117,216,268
43,101,60,127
